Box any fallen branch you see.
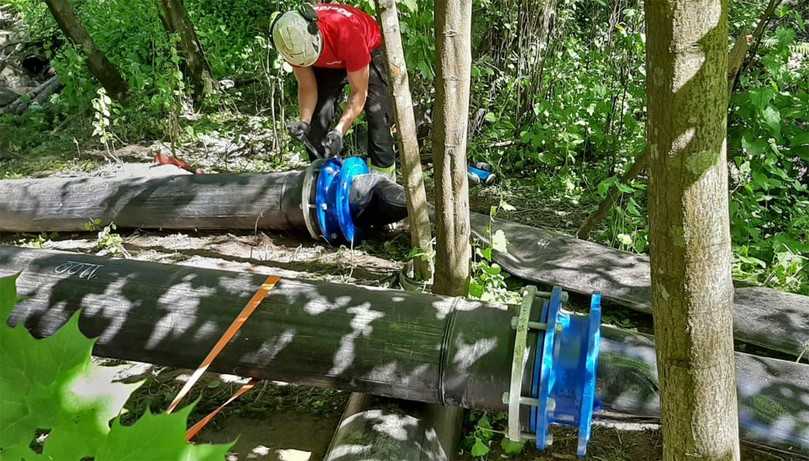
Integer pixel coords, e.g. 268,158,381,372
0,75,62,115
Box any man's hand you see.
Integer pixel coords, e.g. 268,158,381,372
322,129,344,157
287,120,310,141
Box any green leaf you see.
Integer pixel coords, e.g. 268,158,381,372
500,437,525,455
616,182,634,194
96,407,232,460
484,112,498,123
0,276,232,459
761,105,782,139
400,0,418,12
0,273,18,320
790,131,809,147
748,88,774,111
470,439,490,458
597,176,618,198
741,136,767,156
468,280,485,298
492,229,508,254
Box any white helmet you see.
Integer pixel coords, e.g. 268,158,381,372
271,10,322,67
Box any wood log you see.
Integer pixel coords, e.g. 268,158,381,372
1,247,808,455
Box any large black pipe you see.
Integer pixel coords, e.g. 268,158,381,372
2,247,809,456
2,172,806,362
0,172,306,232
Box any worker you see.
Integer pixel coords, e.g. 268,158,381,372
270,3,396,179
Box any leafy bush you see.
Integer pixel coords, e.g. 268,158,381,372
728,24,809,294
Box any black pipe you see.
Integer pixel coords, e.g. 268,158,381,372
0,172,307,232
2,247,809,456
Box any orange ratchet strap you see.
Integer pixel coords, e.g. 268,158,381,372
166,275,280,438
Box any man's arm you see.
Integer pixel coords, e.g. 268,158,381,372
335,65,369,134
292,65,318,123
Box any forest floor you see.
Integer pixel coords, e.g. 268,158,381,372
0,144,799,461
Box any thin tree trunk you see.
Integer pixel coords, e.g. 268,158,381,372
732,0,784,93
645,1,740,460
432,0,473,296
43,0,129,100
577,10,771,240
157,0,216,101
374,0,433,281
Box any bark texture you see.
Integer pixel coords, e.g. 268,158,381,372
374,0,433,281
432,0,473,297
44,0,129,100
645,1,740,460
157,0,216,101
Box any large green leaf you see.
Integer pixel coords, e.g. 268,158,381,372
0,274,232,460
0,272,18,321
761,105,782,140
97,408,232,461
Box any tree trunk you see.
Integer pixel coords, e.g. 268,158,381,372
432,0,473,297
373,0,433,281
157,0,216,101
43,0,129,100
517,0,558,120
645,1,740,460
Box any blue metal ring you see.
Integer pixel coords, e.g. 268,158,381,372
315,158,342,244
576,292,601,457
535,286,563,450
529,298,550,432
336,157,369,245
314,156,369,245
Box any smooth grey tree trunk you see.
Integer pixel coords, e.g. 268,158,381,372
43,0,129,100
373,0,433,282
432,0,473,297
645,1,740,460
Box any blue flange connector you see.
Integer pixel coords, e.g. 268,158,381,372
506,286,602,458
309,156,369,245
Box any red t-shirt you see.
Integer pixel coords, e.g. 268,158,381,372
313,3,383,72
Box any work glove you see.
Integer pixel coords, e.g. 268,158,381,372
286,120,310,141
322,129,344,157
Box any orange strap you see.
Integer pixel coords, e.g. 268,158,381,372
167,275,280,415
185,378,259,441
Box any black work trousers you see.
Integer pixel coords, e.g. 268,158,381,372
306,48,395,169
